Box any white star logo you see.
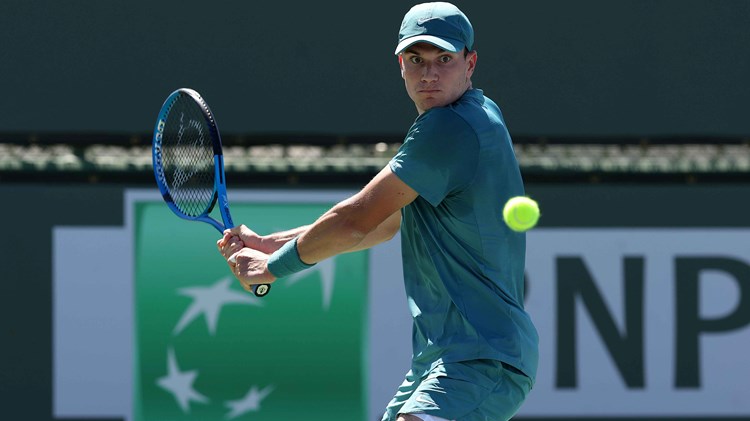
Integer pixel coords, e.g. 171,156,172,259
225,385,275,419
286,258,336,310
156,348,209,413
174,277,263,335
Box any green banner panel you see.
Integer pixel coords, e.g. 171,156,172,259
134,201,368,421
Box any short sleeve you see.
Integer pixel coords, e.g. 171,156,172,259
389,108,479,206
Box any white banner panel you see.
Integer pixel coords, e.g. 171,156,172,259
519,229,750,418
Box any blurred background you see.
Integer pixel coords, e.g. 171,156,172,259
1,0,749,420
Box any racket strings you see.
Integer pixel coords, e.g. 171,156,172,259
160,95,217,217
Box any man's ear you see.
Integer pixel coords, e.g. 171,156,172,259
398,55,405,78
466,51,478,79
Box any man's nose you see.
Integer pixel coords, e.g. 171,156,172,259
421,63,438,82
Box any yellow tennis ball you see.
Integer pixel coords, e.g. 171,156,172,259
503,196,540,232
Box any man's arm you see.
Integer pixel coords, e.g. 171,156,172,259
218,167,405,257
219,225,310,255
296,165,415,263
220,213,400,257
224,165,417,287
343,210,401,253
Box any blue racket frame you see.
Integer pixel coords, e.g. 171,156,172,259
152,88,269,297
152,88,232,232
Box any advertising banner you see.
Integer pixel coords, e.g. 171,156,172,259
49,187,750,421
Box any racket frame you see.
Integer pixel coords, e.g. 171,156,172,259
152,88,233,233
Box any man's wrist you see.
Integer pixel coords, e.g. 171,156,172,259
266,237,315,279
255,234,276,254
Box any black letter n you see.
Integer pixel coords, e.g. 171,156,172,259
557,256,645,389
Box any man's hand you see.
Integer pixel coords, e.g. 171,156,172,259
217,225,273,256
227,248,277,293
217,231,244,260
217,225,277,294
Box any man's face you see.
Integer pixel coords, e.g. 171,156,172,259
399,42,477,115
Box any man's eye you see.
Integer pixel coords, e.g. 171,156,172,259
409,56,423,64
439,55,452,63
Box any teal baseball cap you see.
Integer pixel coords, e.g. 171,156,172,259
394,2,474,55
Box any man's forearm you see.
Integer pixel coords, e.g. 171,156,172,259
341,211,401,253
271,165,412,265
259,225,310,253
296,204,369,264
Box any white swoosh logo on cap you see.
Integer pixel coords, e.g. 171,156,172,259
417,17,431,24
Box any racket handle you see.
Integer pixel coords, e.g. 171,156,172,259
228,255,271,297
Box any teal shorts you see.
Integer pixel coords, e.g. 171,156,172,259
381,360,532,421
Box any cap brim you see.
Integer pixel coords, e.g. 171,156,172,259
394,35,465,55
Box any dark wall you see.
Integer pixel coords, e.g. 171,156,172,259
2,0,749,137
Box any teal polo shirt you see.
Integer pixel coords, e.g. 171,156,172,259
389,88,538,382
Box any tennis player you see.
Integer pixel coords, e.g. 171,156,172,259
218,2,538,420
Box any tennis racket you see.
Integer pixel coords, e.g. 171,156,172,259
152,88,270,297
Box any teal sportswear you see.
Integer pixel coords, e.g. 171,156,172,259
389,88,539,383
